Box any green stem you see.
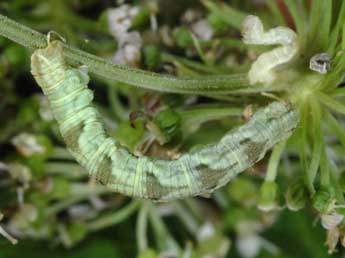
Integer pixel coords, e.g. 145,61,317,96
161,53,231,74
44,162,86,179
107,86,128,121
324,110,345,149
49,147,74,160
87,200,141,232
148,204,180,252
136,201,150,252
316,91,345,115
44,184,110,216
265,140,287,182
172,202,199,235
319,148,330,187
0,14,251,94
306,100,323,193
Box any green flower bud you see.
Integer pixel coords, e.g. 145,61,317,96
313,189,333,214
152,108,181,144
131,7,150,29
173,27,193,48
207,13,228,33
285,180,307,211
143,45,161,70
227,177,258,206
113,120,145,150
257,181,278,212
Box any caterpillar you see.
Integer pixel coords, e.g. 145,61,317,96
31,40,299,201
242,15,299,85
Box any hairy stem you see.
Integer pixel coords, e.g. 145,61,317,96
0,14,251,94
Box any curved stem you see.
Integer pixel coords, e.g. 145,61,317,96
136,201,150,252
265,140,287,182
0,14,251,94
87,200,141,232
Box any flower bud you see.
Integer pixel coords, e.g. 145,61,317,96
143,45,161,70
257,181,278,212
285,180,307,211
312,189,333,214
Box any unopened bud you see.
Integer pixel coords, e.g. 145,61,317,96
285,180,307,211
312,189,333,214
257,181,278,212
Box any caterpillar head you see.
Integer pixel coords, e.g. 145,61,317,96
31,41,67,93
31,41,66,74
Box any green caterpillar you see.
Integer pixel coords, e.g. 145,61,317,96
31,41,299,201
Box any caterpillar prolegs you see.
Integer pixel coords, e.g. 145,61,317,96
31,41,300,201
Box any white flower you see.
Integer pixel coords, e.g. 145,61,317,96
236,234,262,258
11,133,45,157
321,213,344,230
108,5,142,66
191,19,214,41
108,5,139,40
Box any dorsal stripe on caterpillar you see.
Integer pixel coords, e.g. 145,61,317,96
31,41,300,201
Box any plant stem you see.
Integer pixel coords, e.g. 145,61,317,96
0,14,251,94
148,204,180,253
136,201,150,252
265,140,287,182
306,100,323,193
87,200,141,231
44,184,110,216
172,202,199,235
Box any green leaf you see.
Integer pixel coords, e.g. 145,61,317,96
113,120,146,151
152,108,181,143
265,0,286,26
307,0,332,53
295,103,309,191
305,100,323,194
316,91,345,115
328,0,345,53
324,111,345,149
202,0,247,30
284,0,307,50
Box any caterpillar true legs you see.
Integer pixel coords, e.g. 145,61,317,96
31,41,300,201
